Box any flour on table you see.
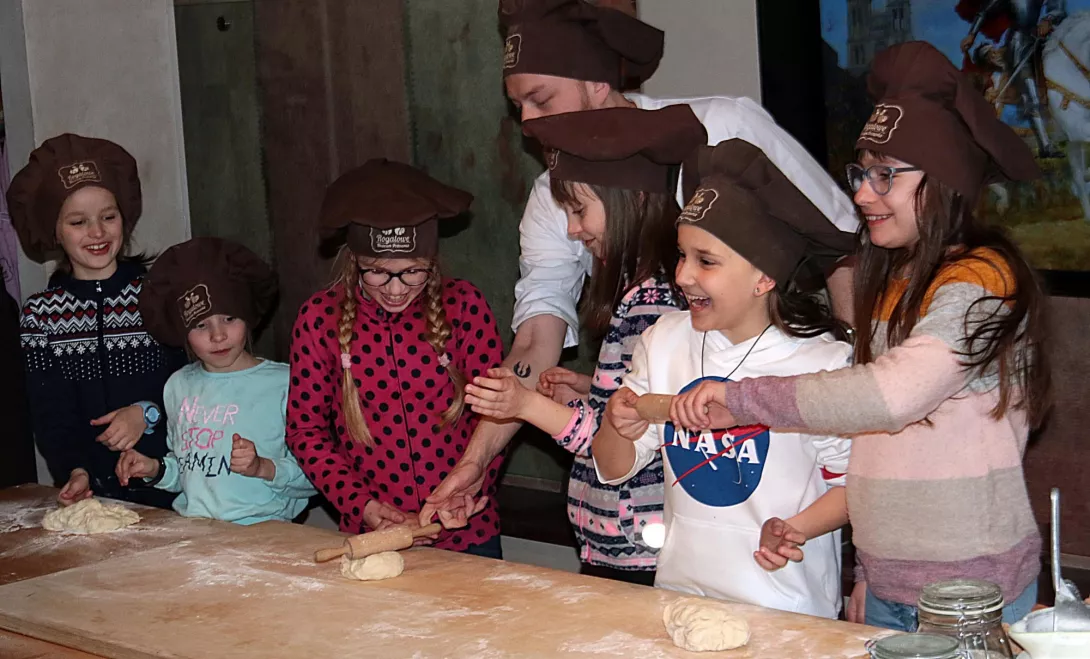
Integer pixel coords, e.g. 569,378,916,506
340,551,404,581
663,598,750,652
41,498,140,534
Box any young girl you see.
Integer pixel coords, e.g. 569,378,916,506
594,138,857,618
667,42,1050,631
286,159,506,557
8,134,184,509
113,237,315,524
462,105,704,583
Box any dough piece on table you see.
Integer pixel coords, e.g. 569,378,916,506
663,598,750,652
339,551,404,581
41,498,141,534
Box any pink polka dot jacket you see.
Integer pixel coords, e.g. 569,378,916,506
286,278,505,551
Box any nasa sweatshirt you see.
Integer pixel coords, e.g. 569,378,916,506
598,312,852,618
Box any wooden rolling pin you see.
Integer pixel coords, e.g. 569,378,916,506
314,523,441,563
635,393,735,427
635,394,674,423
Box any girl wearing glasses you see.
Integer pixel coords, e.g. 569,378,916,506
285,160,507,559
666,42,1051,631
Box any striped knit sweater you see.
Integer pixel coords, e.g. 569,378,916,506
552,272,683,569
720,248,1040,605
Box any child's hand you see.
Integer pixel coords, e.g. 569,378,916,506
754,517,807,571
58,468,94,505
115,450,158,486
846,581,867,624
230,434,273,480
536,367,591,405
670,381,734,430
465,367,531,421
604,387,648,441
363,499,409,532
92,404,147,451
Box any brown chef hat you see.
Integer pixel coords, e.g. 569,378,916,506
500,0,663,90
319,159,473,259
522,104,707,192
139,237,278,347
6,133,142,263
678,139,857,290
857,41,1040,203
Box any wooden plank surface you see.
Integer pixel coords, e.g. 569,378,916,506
0,516,884,658
0,485,226,586
0,630,103,659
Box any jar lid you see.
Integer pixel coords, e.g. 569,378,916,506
869,633,961,659
918,579,1004,616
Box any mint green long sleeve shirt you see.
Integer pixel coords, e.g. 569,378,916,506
155,360,315,525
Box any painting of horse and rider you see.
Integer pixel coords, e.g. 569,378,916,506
820,0,1090,272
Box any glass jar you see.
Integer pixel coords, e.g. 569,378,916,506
917,579,1014,659
867,633,962,659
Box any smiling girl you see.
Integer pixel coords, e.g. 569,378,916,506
285,160,506,557
666,43,1051,631
8,134,185,508
593,139,857,618
115,238,315,524
461,105,703,582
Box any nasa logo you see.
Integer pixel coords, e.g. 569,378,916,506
662,376,770,507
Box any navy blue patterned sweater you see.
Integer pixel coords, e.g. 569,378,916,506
19,260,185,507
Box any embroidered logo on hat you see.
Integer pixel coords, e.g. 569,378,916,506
545,148,559,170
860,104,904,145
57,161,103,189
678,187,718,224
504,33,522,69
178,284,212,328
370,226,416,253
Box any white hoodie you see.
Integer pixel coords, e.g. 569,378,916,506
597,311,852,618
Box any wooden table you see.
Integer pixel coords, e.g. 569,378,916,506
0,485,888,658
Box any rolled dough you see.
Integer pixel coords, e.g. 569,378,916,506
339,551,404,581
41,498,141,534
663,598,750,652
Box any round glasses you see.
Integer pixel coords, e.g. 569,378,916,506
359,267,431,287
845,163,921,196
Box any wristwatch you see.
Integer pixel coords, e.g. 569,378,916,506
135,401,162,435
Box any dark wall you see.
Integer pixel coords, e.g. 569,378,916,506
253,0,413,360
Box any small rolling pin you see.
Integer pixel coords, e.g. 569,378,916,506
314,523,441,563
635,394,674,423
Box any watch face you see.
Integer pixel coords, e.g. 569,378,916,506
146,407,161,424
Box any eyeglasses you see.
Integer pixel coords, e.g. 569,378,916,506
845,163,921,196
359,268,431,287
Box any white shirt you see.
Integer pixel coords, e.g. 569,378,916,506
511,94,860,347
596,313,852,618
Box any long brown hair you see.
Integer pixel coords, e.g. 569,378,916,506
550,178,680,337
852,156,1051,428
333,248,467,447
769,284,851,343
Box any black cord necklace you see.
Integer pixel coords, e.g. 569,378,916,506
700,323,774,379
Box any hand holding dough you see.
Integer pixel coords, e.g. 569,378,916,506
42,498,140,534
663,598,750,652
339,551,404,581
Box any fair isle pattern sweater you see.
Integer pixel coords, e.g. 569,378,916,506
721,249,1041,605
19,261,183,506
553,273,682,569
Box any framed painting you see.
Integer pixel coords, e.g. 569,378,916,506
757,0,1090,296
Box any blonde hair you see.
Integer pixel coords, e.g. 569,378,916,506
334,247,467,447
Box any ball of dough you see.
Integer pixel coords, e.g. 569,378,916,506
42,498,140,534
339,551,404,581
663,598,750,652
